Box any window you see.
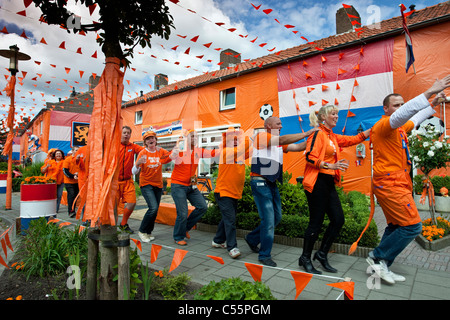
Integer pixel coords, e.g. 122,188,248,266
135,110,143,125
220,87,236,111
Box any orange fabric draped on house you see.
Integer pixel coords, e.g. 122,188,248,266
77,57,125,226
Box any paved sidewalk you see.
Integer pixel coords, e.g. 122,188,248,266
1,192,449,300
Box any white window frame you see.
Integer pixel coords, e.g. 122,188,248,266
135,110,143,125
220,87,236,111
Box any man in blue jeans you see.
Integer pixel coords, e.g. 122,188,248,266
245,117,318,267
170,129,217,245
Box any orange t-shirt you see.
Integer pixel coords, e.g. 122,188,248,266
372,116,415,175
63,155,79,184
136,147,172,188
47,160,64,185
119,142,144,181
214,138,251,199
171,147,217,186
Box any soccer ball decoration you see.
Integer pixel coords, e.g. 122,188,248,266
259,104,273,120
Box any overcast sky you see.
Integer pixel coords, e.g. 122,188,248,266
0,0,443,128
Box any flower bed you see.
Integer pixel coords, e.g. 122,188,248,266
416,217,450,251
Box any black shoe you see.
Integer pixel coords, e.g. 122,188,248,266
298,255,322,274
120,224,134,234
69,212,76,218
313,251,338,273
259,258,277,267
245,236,259,253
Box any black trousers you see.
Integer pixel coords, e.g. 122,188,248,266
304,173,345,252
65,183,79,214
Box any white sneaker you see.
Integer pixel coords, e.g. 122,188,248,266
147,233,155,241
138,231,153,243
366,257,395,284
212,241,226,248
388,270,406,282
229,248,241,259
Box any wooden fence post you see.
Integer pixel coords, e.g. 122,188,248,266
118,232,130,300
86,228,100,300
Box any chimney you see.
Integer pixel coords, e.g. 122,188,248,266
89,74,100,90
219,49,241,70
336,5,361,34
154,73,168,90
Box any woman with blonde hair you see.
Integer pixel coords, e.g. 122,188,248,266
299,105,371,274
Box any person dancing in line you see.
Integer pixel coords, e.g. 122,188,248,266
132,131,172,243
361,76,450,284
118,126,144,233
300,105,370,274
42,149,65,213
212,128,251,258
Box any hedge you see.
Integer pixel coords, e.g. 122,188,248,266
200,168,379,248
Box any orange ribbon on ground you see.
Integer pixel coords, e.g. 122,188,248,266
348,188,375,255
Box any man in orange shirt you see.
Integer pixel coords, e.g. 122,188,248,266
63,146,79,218
118,126,144,233
367,76,450,284
212,128,251,258
245,117,318,267
170,129,217,245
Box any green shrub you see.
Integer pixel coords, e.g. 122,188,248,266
200,166,379,248
16,217,88,279
153,268,191,300
194,277,276,300
413,174,450,196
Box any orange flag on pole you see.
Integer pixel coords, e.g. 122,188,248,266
245,263,263,282
290,271,313,299
169,249,188,272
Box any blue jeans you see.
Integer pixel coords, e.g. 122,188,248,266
171,183,208,241
370,222,422,267
213,193,238,251
246,179,282,260
139,184,162,234
56,183,64,213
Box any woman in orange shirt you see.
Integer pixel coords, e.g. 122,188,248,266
132,131,172,243
42,149,65,213
300,105,370,274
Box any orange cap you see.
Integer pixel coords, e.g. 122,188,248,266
142,130,157,140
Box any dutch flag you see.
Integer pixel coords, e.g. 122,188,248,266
400,4,415,73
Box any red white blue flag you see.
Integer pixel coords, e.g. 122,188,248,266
400,4,415,73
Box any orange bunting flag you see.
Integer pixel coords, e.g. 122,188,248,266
353,64,360,71
309,101,316,107
91,51,97,58
245,263,263,282
321,71,326,78
338,68,347,75
336,83,341,90
40,37,47,44
59,222,72,228
190,35,199,42
322,99,329,106
335,98,339,105
4,230,13,252
354,79,359,86
307,87,315,93
131,238,142,251
342,4,352,9
290,271,313,299
305,73,312,80
263,9,272,14
327,281,355,300
59,41,66,49
184,47,191,55
1,238,7,259
76,47,82,54
150,244,162,263
17,10,27,17
322,85,329,91
79,70,84,78
350,95,357,102
169,249,188,273
302,61,308,67
251,3,261,10
347,111,356,117
48,218,60,224
321,56,327,63
0,253,8,269
207,255,224,265
65,67,71,74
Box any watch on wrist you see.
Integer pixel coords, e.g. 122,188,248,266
323,162,329,169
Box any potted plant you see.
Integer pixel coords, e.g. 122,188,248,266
409,126,450,225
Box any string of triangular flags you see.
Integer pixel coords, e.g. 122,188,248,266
0,216,355,300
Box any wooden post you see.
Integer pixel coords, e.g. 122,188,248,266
99,224,118,300
118,232,130,300
86,228,100,300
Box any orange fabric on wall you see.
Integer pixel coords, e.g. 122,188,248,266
393,21,450,133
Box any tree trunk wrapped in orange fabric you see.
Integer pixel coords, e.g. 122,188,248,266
77,57,125,226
